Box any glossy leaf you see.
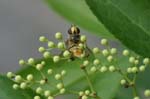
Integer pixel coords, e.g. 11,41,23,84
86,0,150,57
0,75,39,99
44,0,114,38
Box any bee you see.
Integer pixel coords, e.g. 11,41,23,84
65,25,91,59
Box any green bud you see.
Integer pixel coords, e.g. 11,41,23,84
80,35,86,42
48,41,55,48
63,50,71,57
92,47,100,54
102,49,109,56
122,49,129,56
60,88,65,94
101,38,108,45
20,82,27,89
27,58,35,65
120,79,126,85
38,47,45,53
144,89,150,97
110,48,117,54
36,87,43,94
19,59,25,66
53,56,60,63
39,36,47,42
12,84,19,90
34,96,41,99
93,59,100,65
55,32,62,39
43,51,50,58
57,42,65,49
26,74,33,81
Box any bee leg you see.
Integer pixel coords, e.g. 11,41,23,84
70,56,75,61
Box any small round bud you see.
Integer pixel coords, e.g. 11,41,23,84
85,90,90,95
38,47,45,53
34,96,41,99
127,67,132,73
109,65,116,72
41,61,46,65
26,74,33,81
55,74,61,80
60,88,65,94
139,65,146,72
61,70,66,76
82,95,88,99
27,58,35,65
47,69,53,75
122,50,129,56
57,42,65,49
100,66,107,72
93,59,100,65
144,89,150,97
102,49,109,56
129,57,135,63
39,36,47,42
80,35,86,42
40,79,46,85
43,51,50,59
48,41,55,48
83,60,89,66
20,82,27,89
36,87,43,94
7,72,14,78
92,47,100,54
120,79,126,85
36,64,43,71
48,96,54,99
53,56,60,63
110,48,117,54
15,75,22,83
63,50,71,57
131,67,138,73
134,96,140,99
55,32,62,39
12,84,19,90
56,83,63,89
134,60,139,65
19,59,25,66
107,55,113,62
90,66,97,73
44,90,51,97
143,58,149,65
101,38,108,45
79,91,84,96
79,43,84,49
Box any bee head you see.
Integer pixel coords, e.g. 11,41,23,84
68,25,80,35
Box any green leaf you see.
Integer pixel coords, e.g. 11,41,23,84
44,0,114,38
86,0,150,57
0,75,39,99
17,55,129,99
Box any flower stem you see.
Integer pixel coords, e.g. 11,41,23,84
82,68,101,99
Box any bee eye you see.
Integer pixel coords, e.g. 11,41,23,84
68,28,72,34
76,28,80,34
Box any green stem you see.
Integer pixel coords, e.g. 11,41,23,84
117,69,131,83
82,68,101,99
132,85,138,97
83,69,95,93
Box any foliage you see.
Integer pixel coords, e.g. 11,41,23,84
1,0,150,99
